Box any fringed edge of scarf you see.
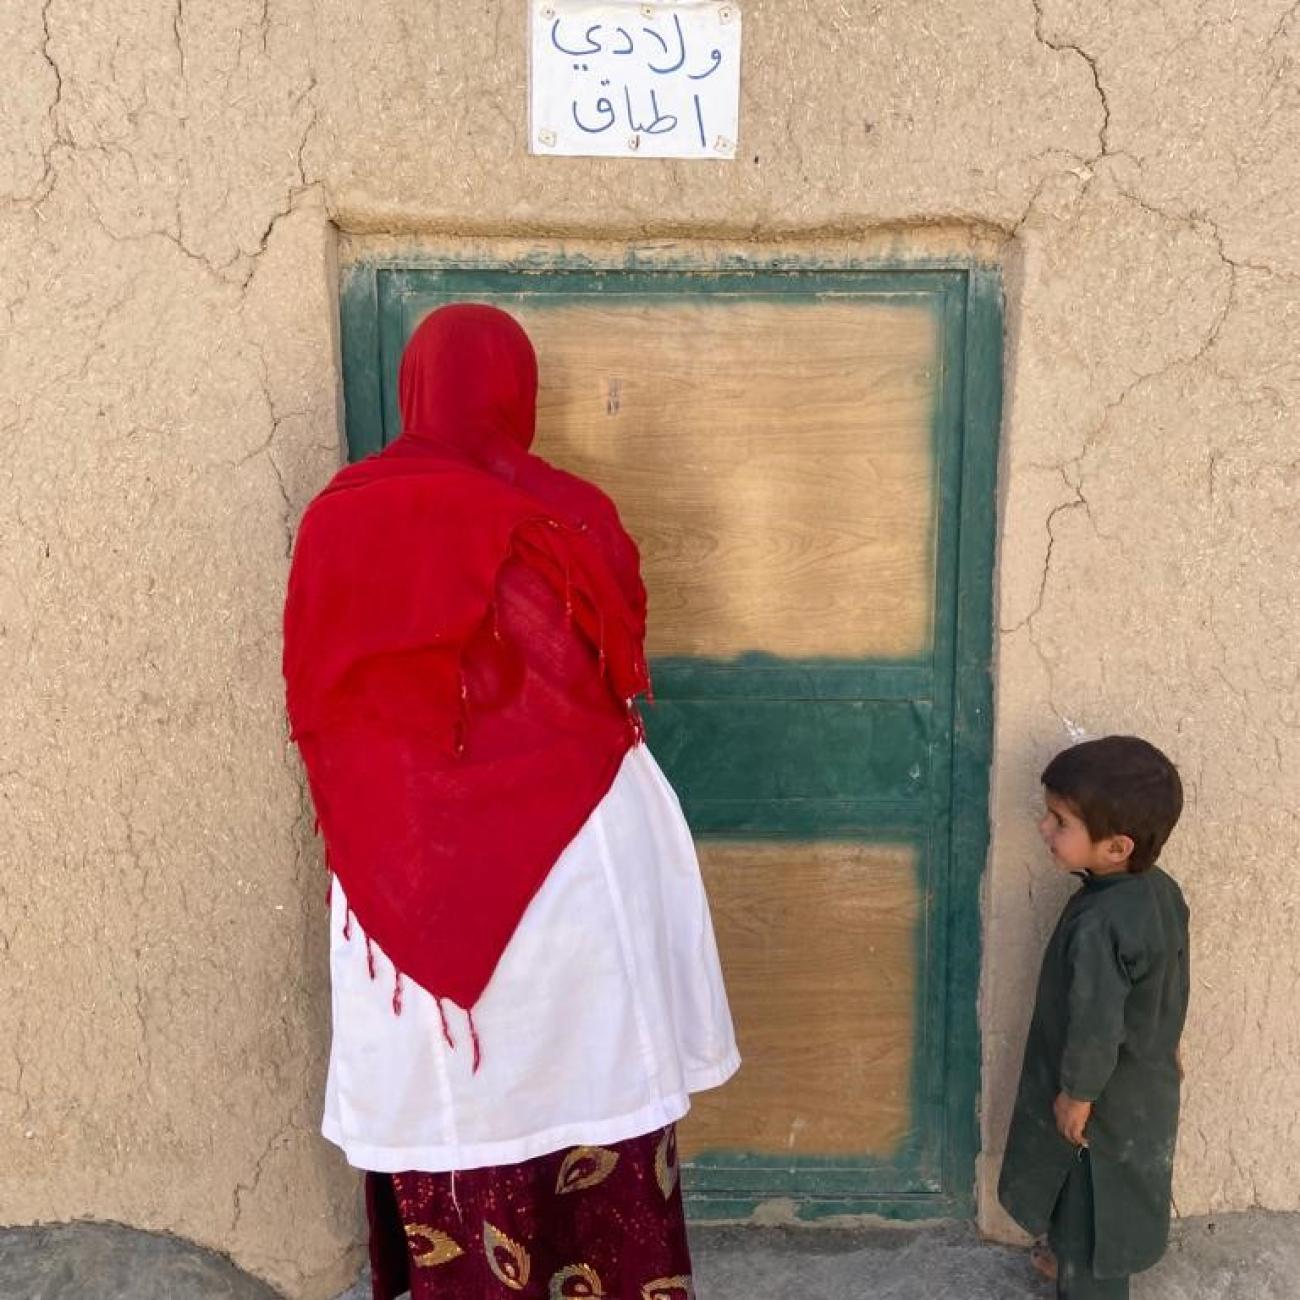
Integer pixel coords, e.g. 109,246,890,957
327,872,487,1074
475,515,653,751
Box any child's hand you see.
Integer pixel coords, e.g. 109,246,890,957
1053,1091,1092,1147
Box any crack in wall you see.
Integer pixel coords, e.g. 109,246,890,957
173,0,188,83
237,69,325,287
246,357,301,563
1033,188,1241,479
73,148,323,290
999,465,1110,736
1267,0,1300,53
1009,172,1052,240
25,0,324,285
997,179,1241,730
39,0,64,144
1031,0,1111,164
1000,475,1086,639
78,191,236,286
229,1116,294,1234
8,0,73,207
292,79,320,189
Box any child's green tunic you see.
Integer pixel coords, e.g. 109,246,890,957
998,867,1190,1279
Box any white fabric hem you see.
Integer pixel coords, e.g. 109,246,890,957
324,1093,691,1174
683,1047,741,1096
322,1048,741,1174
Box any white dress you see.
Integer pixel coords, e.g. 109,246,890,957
322,744,739,1173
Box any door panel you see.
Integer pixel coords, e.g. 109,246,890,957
685,841,922,1161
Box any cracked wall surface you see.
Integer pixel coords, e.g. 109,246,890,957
0,0,1296,1294
981,0,1300,1237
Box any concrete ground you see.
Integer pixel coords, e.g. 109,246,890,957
683,1216,1300,1299
0,1223,280,1300
1,1213,1295,1299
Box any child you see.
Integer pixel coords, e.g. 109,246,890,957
998,735,1190,1299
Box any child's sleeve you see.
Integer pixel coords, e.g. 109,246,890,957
1060,917,1138,1101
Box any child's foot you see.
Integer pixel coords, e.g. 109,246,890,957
1029,1237,1058,1281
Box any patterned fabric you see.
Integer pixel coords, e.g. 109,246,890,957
367,1126,694,1300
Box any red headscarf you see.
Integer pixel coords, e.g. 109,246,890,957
284,305,650,1021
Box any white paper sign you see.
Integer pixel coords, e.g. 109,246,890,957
529,1,742,159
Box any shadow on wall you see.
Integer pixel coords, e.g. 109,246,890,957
0,1222,283,1300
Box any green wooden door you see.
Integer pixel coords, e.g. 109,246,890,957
339,258,1001,1220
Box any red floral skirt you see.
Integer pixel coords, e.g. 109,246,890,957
367,1124,694,1299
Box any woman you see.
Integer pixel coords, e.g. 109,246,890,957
284,304,738,1299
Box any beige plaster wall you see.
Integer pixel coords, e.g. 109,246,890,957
0,0,1295,1293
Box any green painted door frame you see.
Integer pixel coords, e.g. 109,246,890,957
338,253,1002,1221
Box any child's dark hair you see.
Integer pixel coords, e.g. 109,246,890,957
1041,735,1183,874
